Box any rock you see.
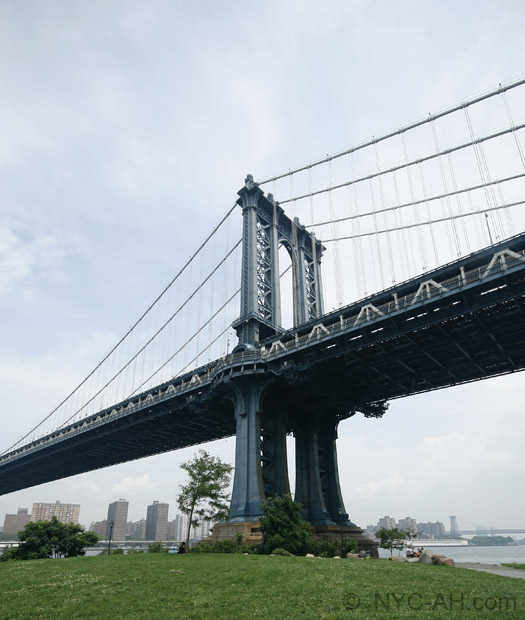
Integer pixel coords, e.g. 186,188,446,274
406,558,419,563
305,553,315,558
432,556,455,566
418,549,434,564
389,555,406,561
346,553,360,559
333,556,341,559
359,550,367,559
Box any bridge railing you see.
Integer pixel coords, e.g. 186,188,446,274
259,246,525,359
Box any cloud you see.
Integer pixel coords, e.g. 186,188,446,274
112,474,156,496
354,470,408,499
0,227,66,296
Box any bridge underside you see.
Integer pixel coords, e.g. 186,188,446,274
1,237,524,525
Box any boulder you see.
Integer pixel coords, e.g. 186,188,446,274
305,553,315,558
346,553,360,559
432,556,455,566
389,555,406,561
418,549,434,564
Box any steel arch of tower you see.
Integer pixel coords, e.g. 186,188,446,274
229,175,350,527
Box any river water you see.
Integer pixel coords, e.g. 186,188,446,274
84,545,525,564
378,545,525,565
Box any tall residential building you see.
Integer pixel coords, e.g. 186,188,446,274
378,516,396,530
418,521,446,538
172,514,212,542
89,520,108,538
3,508,31,534
145,501,169,541
106,499,129,541
31,501,80,524
174,513,189,541
127,519,146,539
398,517,417,534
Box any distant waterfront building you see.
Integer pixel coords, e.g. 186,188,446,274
172,513,212,542
166,519,176,540
378,516,396,530
106,499,129,541
31,501,80,524
89,520,108,538
145,501,169,541
417,521,446,538
3,508,31,534
127,519,146,539
174,513,189,541
398,517,417,534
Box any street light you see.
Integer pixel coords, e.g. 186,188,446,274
108,521,114,555
338,508,344,558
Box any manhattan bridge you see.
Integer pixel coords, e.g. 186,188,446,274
1,78,525,539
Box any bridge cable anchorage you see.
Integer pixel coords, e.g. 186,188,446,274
321,199,525,242
1,204,240,455
257,74,525,185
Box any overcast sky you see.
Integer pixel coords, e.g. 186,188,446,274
1,0,524,534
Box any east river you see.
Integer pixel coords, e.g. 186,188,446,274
378,545,525,564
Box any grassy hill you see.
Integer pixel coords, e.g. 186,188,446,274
1,553,524,619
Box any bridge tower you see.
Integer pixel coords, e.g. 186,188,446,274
450,516,459,537
227,175,353,530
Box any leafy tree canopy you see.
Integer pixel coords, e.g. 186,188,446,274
259,494,312,555
177,449,233,547
1,516,98,561
376,527,409,556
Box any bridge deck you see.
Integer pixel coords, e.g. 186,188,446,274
1,234,524,495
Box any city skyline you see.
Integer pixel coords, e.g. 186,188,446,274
0,2,524,530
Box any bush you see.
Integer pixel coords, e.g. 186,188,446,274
259,494,311,556
305,539,359,558
272,548,293,556
148,542,168,554
190,536,255,554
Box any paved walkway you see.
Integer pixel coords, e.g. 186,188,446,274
456,563,525,580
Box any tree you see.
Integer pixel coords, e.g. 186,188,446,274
376,527,408,556
177,450,233,548
259,494,312,555
1,517,98,561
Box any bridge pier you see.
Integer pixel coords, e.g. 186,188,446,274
293,413,352,525
228,379,265,522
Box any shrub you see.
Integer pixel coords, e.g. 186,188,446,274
259,494,311,556
148,542,168,554
272,548,293,556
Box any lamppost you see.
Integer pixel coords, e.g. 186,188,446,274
108,520,114,555
338,508,344,558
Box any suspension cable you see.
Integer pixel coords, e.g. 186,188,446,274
258,75,525,185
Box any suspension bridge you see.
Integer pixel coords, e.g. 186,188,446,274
1,77,524,541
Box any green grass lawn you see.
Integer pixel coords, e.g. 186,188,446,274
1,554,524,619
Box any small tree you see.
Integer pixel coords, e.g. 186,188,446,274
376,527,408,556
177,450,233,548
259,494,311,555
1,517,98,561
